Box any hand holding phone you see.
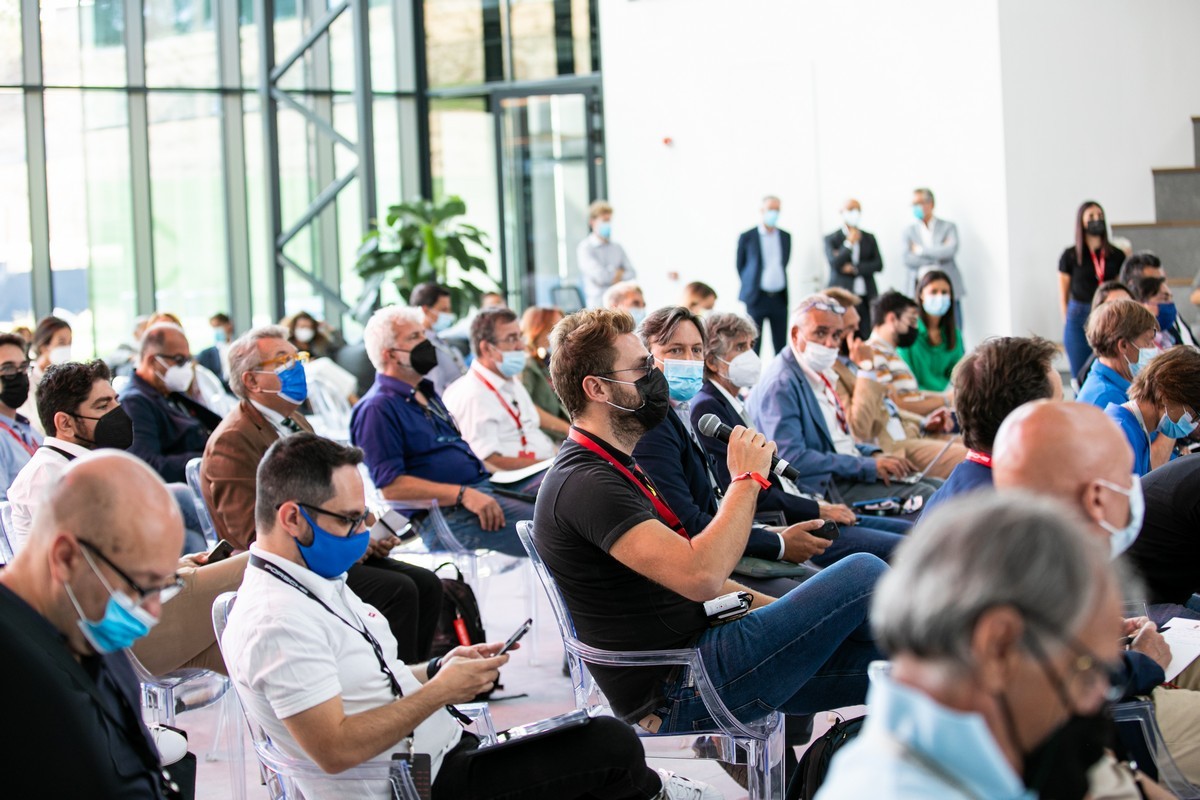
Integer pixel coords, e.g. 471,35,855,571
498,618,533,656
206,539,235,564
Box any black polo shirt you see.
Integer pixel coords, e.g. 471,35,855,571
1125,456,1200,605
1059,243,1125,304
533,429,707,721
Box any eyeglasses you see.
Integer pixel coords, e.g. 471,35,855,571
797,299,846,317
596,355,655,380
1025,623,1126,706
78,539,185,606
0,359,31,378
294,502,370,536
259,351,310,372
153,353,192,368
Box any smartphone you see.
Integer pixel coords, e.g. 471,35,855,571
814,520,840,541
498,617,533,655
206,539,235,564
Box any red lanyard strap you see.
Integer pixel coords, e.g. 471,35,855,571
1089,249,1107,284
816,372,849,434
472,368,528,451
964,449,992,468
567,428,690,540
0,419,36,457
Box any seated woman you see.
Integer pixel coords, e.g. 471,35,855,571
19,315,73,433
519,306,571,442
1105,345,1200,475
1074,280,1136,386
898,270,963,393
1076,299,1158,410
282,310,341,359
1130,274,1186,350
680,280,717,316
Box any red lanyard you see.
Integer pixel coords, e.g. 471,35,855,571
816,372,849,434
1089,248,1107,283
964,449,992,468
567,428,690,540
473,368,533,458
0,419,36,457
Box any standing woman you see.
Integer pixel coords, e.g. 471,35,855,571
519,306,571,442
1060,201,1125,378
898,270,964,393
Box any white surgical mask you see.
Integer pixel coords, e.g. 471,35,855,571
797,341,840,374
293,326,316,344
156,358,194,394
841,209,861,228
1096,474,1144,558
49,345,73,365
720,350,762,388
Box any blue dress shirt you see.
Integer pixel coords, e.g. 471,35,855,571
0,413,42,494
1077,361,1131,410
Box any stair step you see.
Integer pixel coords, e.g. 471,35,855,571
1111,221,1200,282
1152,167,1200,223
1193,117,1199,167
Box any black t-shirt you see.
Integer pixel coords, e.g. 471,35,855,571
533,431,708,721
1125,456,1200,605
1059,244,1125,304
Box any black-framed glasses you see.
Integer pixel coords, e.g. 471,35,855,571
77,539,185,605
153,353,192,368
596,355,655,380
293,502,370,536
0,359,31,378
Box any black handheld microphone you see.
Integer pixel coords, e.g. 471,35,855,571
697,413,800,482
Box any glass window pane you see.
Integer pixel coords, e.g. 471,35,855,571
509,0,597,82
42,1,127,87
424,0,489,89
429,97,500,283
148,92,228,344
0,2,22,85
144,0,220,88
242,93,274,327
0,90,31,329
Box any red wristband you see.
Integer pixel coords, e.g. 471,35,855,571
731,471,771,491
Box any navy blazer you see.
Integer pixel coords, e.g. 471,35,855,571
690,380,821,523
633,407,782,560
120,373,223,483
824,229,882,298
746,348,880,495
736,226,792,306
196,345,227,383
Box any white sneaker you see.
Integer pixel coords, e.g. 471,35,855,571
655,768,724,800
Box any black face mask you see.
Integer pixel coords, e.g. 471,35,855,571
606,367,671,434
1021,711,1112,800
1,370,30,410
896,325,920,349
398,339,439,376
1085,219,1106,237
72,405,135,451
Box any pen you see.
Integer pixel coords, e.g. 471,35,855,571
1121,625,1170,647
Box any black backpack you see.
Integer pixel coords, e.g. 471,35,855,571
789,715,865,800
429,563,500,699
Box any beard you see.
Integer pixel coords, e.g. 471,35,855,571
607,382,651,445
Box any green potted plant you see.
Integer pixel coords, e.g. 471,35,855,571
354,195,496,316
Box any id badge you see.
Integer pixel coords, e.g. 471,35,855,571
391,752,432,800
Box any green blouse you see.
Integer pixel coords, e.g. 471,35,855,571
897,317,964,393
521,356,570,442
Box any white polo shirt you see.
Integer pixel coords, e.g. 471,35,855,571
5,436,90,550
222,546,462,799
442,362,557,463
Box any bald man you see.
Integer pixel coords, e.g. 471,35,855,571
0,452,188,799
993,401,1200,782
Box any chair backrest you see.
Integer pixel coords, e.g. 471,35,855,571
1114,700,1200,798
184,457,219,545
0,501,13,565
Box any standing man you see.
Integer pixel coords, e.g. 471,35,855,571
902,188,964,325
737,195,791,355
825,199,882,342
196,312,235,387
577,199,635,308
410,282,468,396
0,332,41,493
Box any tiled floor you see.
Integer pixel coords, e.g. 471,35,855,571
183,559,856,800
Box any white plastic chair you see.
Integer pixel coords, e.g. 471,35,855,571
516,520,787,800
306,372,353,443
1114,699,1200,799
213,591,494,799
184,457,219,546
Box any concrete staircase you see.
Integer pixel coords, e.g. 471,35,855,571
1112,116,1200,326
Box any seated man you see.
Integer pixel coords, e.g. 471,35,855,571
630,306,904,574
223,432,719,800
602,279,648,325
535,308,886,733
1076,299,1158,410
7,359,246,675
747,295,935,505
410,282,467,396
823,287,965,479
820,492,1131,799
865,290,952,416
352,306,535,557
1,451,192,798
1128,454,1200,606
202,325,443,664
443,308,558,471
0,332,42,493
921,335,1062,516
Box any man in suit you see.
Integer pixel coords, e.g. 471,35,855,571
736,195,791,355
825,199,882,341
195,312,234,389
201,325,444,664
902,188,964,324
0,451,191,798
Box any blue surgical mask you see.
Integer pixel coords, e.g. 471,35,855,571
214,329,228,345
663,359,704,403
498,349,527,378
1157,302,1178,333
433,311,456,333
296,507,370,579
274,361,308,404
763,209,780,228
597,221,613,240
1096,475,1144,558
1158,406,1197,440
1127,346,1158,378
65,549,158,654
912,205,926,221
923,293,951,318
628,306,647,326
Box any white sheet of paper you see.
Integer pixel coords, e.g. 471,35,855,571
490,458,555,485
1159,617,1200,682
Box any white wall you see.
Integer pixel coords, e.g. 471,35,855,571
998,0,1200,340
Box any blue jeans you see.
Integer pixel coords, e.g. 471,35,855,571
855,516,911,535
433,479,536,558
167,483,208,555
1064,299,1093,381
658,553,886,732
812,523,902,566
